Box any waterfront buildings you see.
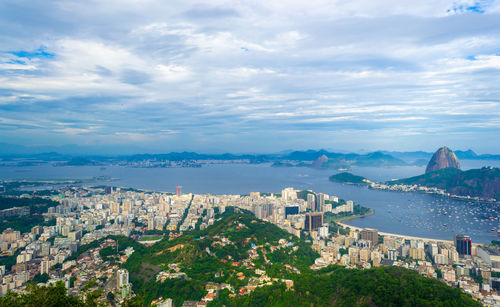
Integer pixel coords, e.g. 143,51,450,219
361,229,378,246
455,235,472,258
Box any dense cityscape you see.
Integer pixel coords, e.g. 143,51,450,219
0,184,498,306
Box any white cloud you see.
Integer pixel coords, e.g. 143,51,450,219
0,0,499,152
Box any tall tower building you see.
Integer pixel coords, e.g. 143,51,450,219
111,202,119,214
454,234,472,258
304,212,323,232
307,194,315,211
361,228,378,246
122,200,132,215
117,269,129,288
41,258,50,275
282,188,297,202
315,193,325,212
148,214,155,231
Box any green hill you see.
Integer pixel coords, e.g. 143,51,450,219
123,208,318,306
389,167,500,199
329,172,370,185
211,265,480,307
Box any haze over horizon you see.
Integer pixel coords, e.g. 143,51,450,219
1,0,500,154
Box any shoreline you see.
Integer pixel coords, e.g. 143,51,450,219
329,177,499,205
338,221,484,246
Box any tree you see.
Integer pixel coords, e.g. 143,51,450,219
435,269,442,279
0,281,85,307
107,292,115,302
32,273,50,283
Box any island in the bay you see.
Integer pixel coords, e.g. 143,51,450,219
0,182,498,306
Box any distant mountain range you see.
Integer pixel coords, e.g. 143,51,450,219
383,149,500,162
0,149,411,168
1,146,499,168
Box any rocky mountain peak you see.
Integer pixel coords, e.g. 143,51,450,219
425,146,461,174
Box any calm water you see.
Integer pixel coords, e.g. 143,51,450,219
0,160,498,243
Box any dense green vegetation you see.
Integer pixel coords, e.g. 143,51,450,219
32,273,50,283
123,208,318,306
0,281,95,306
0,196,59,232
209,266,481,307
99,246,118,262
0,181,60,196
329,172,369,185
0,216,56,233
0,196,59,211
66,235,145,262
353,204,370,215
389,167,500,199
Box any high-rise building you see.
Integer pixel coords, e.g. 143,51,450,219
361,228,378,246
148,214,155,231
307,193,315,211
282,188,297,202
31,226,42,236
122,200,132,214
1,229,21,243
249,192,260,199
304,212,323,232
253,203,273,220
359,248,371,262
176,185,182,196
429,242,439,258
454,234,472,258
318,225,329,238
388,249,398,261
434,253,448,265
315,193,325,212
41,259,50,275
111,202,119,214
285,206,299,218
117,269,129,288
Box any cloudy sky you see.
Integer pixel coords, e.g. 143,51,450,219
1,0,500,154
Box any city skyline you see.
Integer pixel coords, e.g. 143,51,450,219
1,0,500,154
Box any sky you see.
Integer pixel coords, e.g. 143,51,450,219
1,0,500,155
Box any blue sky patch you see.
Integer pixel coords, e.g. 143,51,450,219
9,47,54,59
